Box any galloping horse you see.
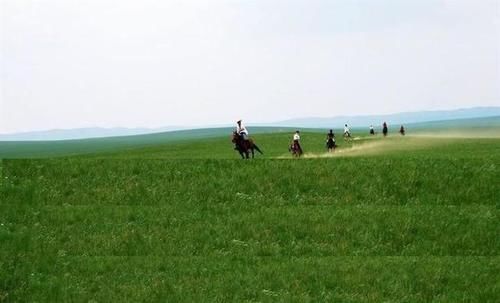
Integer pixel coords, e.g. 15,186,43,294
343,131,353,142
232,131,263,159
289,141,303,158
326,137,336,153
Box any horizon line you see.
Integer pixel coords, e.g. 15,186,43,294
1,105,499,136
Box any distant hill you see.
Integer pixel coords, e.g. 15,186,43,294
272,106,500,128
406,115,500,129
0,126,188,141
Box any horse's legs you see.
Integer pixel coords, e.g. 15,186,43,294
237,146,245,159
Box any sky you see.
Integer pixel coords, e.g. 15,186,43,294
1,0,499,134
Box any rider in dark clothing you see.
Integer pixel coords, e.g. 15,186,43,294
382,122,388,137
326,129,336,151
400,125,405,136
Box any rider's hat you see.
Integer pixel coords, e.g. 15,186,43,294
237,119,242,123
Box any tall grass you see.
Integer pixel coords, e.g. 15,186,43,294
1,133,499,302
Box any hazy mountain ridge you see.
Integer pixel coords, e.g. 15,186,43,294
0,126,188,141
273,106,500,128
1,107,499,141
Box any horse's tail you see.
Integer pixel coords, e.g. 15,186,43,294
253,143,264,155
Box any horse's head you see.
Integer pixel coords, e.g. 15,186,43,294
231,131,239,143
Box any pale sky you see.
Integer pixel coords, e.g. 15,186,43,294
1,0,499,134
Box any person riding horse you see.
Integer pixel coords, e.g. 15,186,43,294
232,131,263,159
343,124,352,140
236,120,249,141
235,119,250,150
232,120,263,159
290,130,303,157
369,125,375,135
326,129,336,152
399,125,405,136
382,122,388,137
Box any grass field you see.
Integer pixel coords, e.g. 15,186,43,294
1,123,499,302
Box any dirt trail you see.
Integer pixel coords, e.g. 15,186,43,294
411,131,500,138
302,141,390,158
277,136,448,159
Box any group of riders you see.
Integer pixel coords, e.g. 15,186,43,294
233,120,406,158
371,122,405,137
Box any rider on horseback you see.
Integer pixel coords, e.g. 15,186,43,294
236,120,249,141
399,125,405,136
326,129,336,152
291,130,303,156
235,119,249,149
344,124,352,139
383,122,388,137
232,120,263,159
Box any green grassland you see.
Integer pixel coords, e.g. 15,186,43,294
0,127,293,159
1,121,499,302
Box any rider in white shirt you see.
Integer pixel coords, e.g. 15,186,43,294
293,132,300,141
291,130,303,154
236,120,249,140
344,124,351,137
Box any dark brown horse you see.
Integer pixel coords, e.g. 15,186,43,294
289,140,303,158
232,131,263,159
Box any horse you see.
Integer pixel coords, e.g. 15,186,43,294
343,131,353,142
231,131,263,159
326,138,336,152
289,141,303,158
